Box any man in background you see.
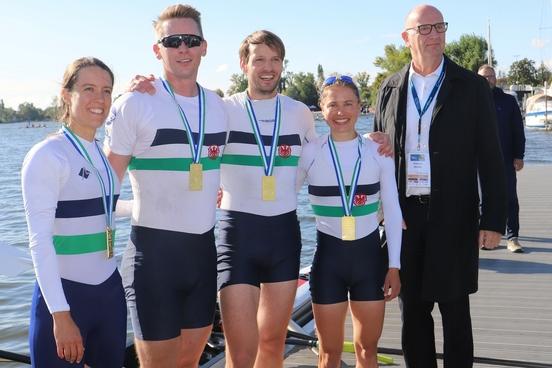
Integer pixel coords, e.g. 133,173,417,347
478,64,526,253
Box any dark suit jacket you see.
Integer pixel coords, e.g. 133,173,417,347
374,56,507,302
492,87,525,163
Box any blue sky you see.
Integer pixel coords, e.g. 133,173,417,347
1,0,550,109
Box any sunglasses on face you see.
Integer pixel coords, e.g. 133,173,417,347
406,22,448,35
322,75,354,87
158,34,203,49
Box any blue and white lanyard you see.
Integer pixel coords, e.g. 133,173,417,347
245,96,282,176
409,59,446,149
62,125,114,229
161,78,206,163
328,135,363,217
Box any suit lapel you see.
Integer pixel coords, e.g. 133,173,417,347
396,65,410,149
431,56,454,125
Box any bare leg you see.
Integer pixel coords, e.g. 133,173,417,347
349,300,385,368
178,325,213,368
254,280,298,368
220,284,260,368
312,301,348,368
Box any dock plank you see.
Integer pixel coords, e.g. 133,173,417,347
285,164,552,367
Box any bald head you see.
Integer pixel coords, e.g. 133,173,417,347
404,4,443,29
402,3,446,75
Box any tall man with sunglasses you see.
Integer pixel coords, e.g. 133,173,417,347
374,4,506,367
104,4,227,367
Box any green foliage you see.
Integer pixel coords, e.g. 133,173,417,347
507,58,538,86
316,64,325,90
445,34,495,72
227,73,248,96
283,72,319,107
354,72,371,111
214,88,224,98
536,62,552,86
0,98,59,123
370,44,411,107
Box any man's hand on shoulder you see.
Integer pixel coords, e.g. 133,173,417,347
128,74,157,95
366,132,394,157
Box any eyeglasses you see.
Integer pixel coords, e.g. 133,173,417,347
322,75,354,87
158,34,203,49
406,22,448,35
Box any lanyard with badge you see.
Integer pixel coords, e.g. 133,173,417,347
161,78,206,191
328,135,363,241
62,125,115,259
245,96,282,201
407,60,446,190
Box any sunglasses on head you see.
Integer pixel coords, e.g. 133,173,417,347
322,75,354,87
158,34,203,49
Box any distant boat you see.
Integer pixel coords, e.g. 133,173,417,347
524,93,552,129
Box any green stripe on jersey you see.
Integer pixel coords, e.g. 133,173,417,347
53,231,115,255
128,157,221,171
221,154,299,167
311,201,380,217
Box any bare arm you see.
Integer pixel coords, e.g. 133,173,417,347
106,149,131,182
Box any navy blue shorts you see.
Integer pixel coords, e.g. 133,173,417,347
29,270,126,367
121,225,217,341
217,210,302,290
310,229,386,304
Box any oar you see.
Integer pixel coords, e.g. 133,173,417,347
0,241,32,277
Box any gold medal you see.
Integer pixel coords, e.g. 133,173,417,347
262,175,276,201
341,216,356,241
106,227,114,259
189,163,203,191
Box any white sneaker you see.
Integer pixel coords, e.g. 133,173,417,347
507,238,523,253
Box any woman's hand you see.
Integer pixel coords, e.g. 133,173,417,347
52,311,84,364
383,268,401,301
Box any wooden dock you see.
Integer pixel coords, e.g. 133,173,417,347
285,164,552,367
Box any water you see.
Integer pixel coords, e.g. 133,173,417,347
1,117,551,361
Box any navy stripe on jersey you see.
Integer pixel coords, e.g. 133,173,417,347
151,129,226,147
227,131,301,146
55,195,120,218
308,183,380,197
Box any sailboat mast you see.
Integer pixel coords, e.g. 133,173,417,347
487,19,493,66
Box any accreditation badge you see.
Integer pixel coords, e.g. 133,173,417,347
406,151,431,191
189,163,203,191
341,216,356,241
106,227,114,259
262,175,276,201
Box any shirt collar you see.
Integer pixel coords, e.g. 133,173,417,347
409,56,445,80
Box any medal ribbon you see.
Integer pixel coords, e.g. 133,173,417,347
328,135,363,217
409,59,446,149
245,96,282,176
161,79,206,163
61,125,114,230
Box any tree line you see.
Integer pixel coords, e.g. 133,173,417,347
2,33,550,123
0,98,58,124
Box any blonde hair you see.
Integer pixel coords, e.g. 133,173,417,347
153,4,203,37
59,57,114,124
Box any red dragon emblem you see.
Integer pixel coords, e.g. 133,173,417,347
353,194,367,206
278,144,292,158
208,145,220,159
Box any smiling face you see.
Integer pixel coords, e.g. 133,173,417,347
320,85,360,141
402,5,446,71
61,66,113,141
153,17,207,83
240,42,283,100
